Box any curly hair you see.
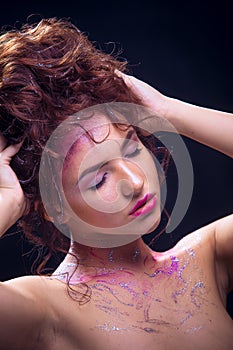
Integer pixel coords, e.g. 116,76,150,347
0,18,170,302
0,17,143,260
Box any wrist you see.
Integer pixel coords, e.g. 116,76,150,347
0,191,25,236
164,97,189,135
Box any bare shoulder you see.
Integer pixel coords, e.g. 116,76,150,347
4,273,63,296
176,214,233,292
155,218,220,287
0,274,63,350
160,218,217,261
174,214,233,256
162,215,233,299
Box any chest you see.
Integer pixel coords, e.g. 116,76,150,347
77,272,232,350
46,252,233,350
88,268,211,334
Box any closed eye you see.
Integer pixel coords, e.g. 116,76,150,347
125,146,142,158
89,172,108,191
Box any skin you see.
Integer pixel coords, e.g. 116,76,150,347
0,74,233,350
62,117,160,232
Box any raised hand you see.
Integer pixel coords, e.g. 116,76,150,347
116,71,233,156
115,70,177,134
115,70,169,118
0,134,27,236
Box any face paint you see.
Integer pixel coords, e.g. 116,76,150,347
190,281,205,308
145,255,179,278
52,239,205,336
95,322,129,332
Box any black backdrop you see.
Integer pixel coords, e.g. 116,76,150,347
0,0,232,316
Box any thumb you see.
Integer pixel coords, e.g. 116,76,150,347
0,141,23,163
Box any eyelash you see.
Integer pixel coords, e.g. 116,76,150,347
90,145,142,191
90,173,108,191
125,146,142,158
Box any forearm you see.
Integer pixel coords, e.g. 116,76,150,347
117,72,233,156
165,97,233,157
0,193,23,237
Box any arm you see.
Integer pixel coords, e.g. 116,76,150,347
118,72,233,291
165,98,233,158
0,277,46,350
175,214,233,298
214,214,233,293
117,72,233,157
0,138,44,349
0,136,27,236
199,214,233,296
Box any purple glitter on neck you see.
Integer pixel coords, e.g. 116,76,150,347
169,256,179,275
146,256,179,278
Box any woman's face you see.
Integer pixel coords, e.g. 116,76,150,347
62,114,161,237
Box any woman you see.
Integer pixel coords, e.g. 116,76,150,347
0,18,232,350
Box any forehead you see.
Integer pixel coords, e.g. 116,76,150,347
58,112,126,150
62,112,133,167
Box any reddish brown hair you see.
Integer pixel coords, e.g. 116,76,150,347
0,18,143,268
0,18,170,302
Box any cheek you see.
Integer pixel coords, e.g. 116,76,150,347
143,155,160,188
63,182,120,221
66,194,124,228
96,178,119,203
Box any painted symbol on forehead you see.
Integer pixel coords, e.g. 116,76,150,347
62,119,111,166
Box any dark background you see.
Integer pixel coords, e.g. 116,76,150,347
0,0,232,316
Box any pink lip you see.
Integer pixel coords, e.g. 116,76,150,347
129,193,157,217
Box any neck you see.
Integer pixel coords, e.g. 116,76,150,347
53,238,158,283
71,237,152,266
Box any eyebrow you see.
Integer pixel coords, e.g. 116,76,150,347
78,128,135,182
121,129,134,149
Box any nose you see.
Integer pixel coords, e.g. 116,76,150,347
116,159,144,198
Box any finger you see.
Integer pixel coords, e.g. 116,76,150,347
0,142,23,160
115,69,132,85
115,70,141,94
0,133,7,151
